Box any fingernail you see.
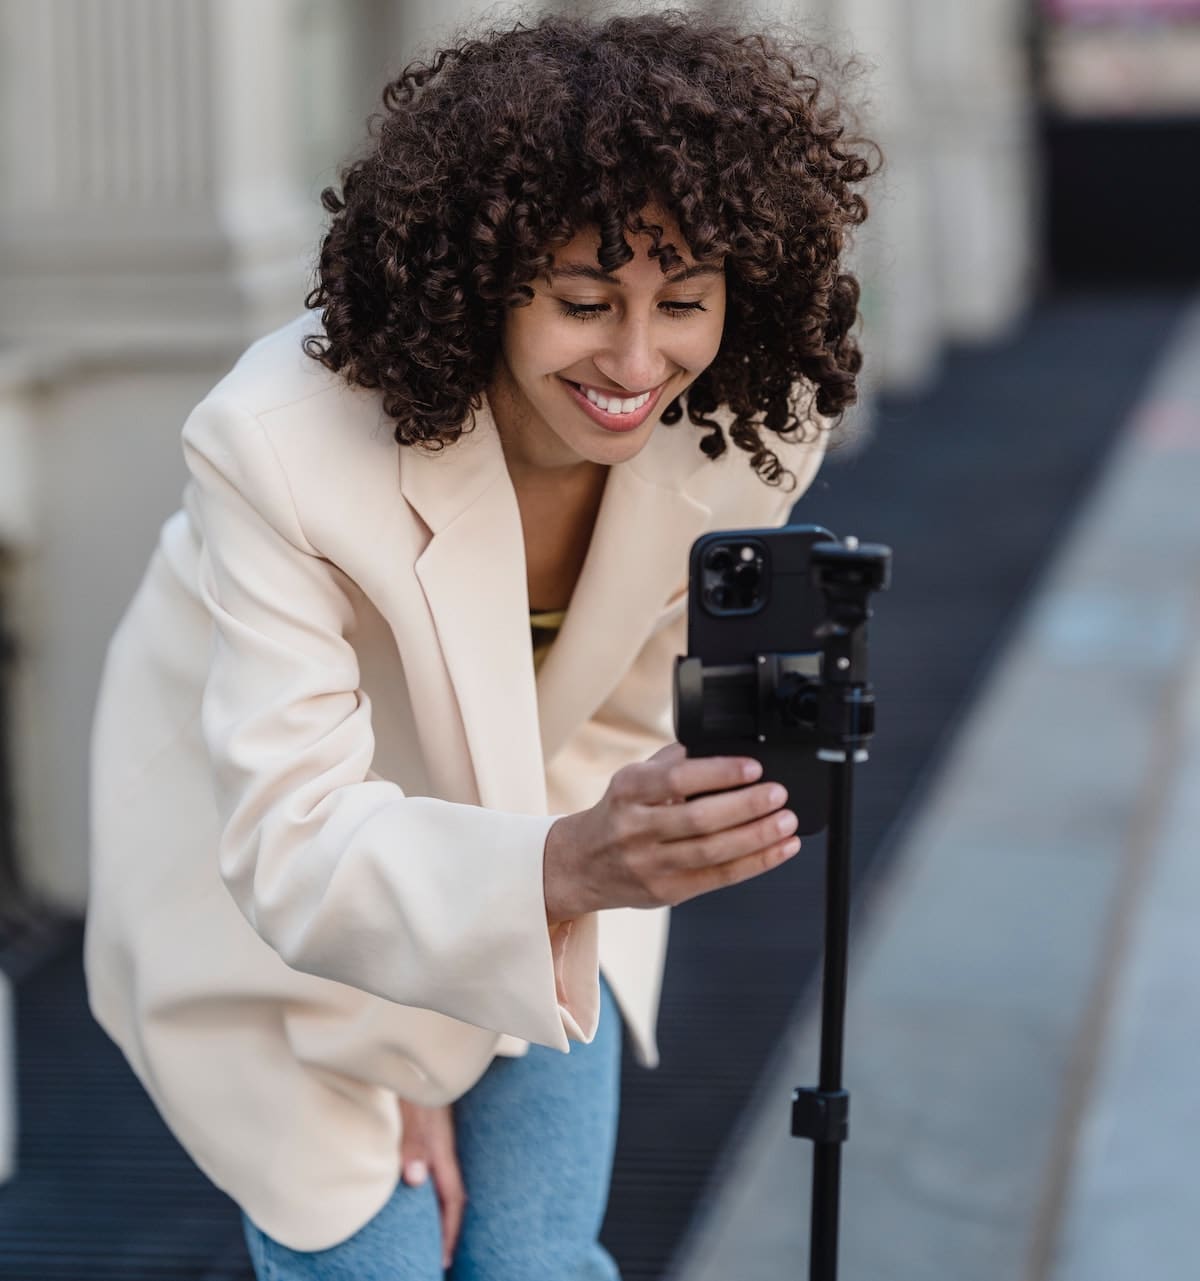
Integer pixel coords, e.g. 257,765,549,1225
405,1159,428,1185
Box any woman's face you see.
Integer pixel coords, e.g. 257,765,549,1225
487,205,727,471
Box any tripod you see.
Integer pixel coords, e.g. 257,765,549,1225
675,533,891,1281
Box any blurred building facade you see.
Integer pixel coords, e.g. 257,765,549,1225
0,0,1039,1177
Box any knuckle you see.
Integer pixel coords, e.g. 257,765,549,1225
677,804,704,839
691,834,717,865
609,806,638,847
663,764,686,800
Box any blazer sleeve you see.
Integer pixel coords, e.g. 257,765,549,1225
181,394,593,1054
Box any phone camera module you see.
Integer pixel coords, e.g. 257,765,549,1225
702,540,767,616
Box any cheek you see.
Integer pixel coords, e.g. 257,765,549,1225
508,313,580,378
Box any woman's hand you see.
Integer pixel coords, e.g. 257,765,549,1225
543,743,799,924
398,1098,467,1271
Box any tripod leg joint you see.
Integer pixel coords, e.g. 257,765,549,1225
791,1087,850,1143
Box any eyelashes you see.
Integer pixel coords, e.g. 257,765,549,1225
558,301,709,322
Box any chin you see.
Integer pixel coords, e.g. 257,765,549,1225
581,423,658,465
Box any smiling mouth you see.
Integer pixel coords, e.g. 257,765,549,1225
564,379,665,410
559,376,667,432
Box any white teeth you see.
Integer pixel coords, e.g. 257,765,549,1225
579,384,651,414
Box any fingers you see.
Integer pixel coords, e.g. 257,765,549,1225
668,801,799,871
665,831,803,907
620,750,763,806
652,780,790,846
430,1146,467,1271
399,1100,467,1271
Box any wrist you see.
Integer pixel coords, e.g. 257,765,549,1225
543,815,579,926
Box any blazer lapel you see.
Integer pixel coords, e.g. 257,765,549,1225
397,395,715,807
536,425,712,763
399,398,547,815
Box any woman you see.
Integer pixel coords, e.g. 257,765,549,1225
84,9,873,1278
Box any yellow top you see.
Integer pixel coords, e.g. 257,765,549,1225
530,607,567,671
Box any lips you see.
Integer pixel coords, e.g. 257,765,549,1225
560,377,667,433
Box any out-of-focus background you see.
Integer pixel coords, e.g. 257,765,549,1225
0,1,1197,1278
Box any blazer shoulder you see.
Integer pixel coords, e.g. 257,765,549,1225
201,313,394,435
183,315,394,478
199,314,330,415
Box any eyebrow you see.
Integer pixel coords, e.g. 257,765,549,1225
547,262,724,285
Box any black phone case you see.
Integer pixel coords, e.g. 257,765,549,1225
684,523,835,834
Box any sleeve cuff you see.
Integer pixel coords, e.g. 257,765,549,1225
550,911,601,1045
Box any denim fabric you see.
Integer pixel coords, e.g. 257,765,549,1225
241,975,623,1280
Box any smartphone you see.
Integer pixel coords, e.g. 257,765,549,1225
673,524,834,834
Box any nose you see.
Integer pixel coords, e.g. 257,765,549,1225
593,312,670,394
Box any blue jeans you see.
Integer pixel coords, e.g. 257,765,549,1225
241,976,622,1280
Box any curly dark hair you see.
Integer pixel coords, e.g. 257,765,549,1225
304,7,878,485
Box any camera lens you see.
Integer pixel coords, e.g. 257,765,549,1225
706,546,733,572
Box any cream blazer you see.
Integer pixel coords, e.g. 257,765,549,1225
84,313,825,1250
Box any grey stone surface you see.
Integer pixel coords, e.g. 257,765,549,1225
666,303,1200,1281
1049,619,1200,1280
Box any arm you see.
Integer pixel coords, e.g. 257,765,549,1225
183,394,590,1052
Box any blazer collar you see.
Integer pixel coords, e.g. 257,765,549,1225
399,392,712,810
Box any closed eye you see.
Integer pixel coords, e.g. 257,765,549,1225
558,301,708,322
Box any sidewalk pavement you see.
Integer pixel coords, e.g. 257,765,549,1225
665,295,1200,1281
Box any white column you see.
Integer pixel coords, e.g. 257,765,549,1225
721,0,945,397
0,0,355,915
0,0,315,351
910,0,1036,343
831,0,943,396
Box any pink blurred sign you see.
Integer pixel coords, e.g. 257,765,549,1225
1045,0,1200,14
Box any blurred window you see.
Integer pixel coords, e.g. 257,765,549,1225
1041,0,1200,116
